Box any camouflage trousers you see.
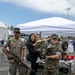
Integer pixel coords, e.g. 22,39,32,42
42,67,59,75
9,61,26,75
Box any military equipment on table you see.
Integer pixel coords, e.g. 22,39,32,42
59,41,73,75
61,41,68,60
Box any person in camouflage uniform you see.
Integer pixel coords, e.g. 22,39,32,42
35,34,43,55
2,28,25,75
35,34,47,63
42,34,62,75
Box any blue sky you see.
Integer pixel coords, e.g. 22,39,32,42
0,0,75,27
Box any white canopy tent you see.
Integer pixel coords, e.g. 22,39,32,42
0,21,8,40
16,17,75,36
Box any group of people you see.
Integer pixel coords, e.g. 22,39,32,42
26,33,62,75
2,28,63,75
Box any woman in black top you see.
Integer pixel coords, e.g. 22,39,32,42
26,33,40,75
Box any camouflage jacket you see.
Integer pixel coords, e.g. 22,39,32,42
44,43,62,69
5,38,25,62
34,41,46,53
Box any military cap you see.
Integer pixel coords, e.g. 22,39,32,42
51,34,58,39
14,28,20,33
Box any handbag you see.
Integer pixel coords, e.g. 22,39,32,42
26,53,30,61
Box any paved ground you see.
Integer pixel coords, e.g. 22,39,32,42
0,60,31,75
0,49,75,75
0,48,31,75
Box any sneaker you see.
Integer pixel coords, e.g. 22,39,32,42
36,57,40,63
39,59,45,64
36,58,45,63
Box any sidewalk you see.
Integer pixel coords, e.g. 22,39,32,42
0,60,9,68
0,60,9,75
0,59,31,75
0,51,75,75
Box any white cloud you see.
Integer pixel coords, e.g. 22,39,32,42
0,0,75,15
66,0,75,7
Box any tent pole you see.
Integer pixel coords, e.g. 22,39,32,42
40,32,41,37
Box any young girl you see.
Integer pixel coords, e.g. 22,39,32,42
35,34,45,63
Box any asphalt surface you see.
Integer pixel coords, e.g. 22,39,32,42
0,59,31,75
0,50,75,75
0,49,31,75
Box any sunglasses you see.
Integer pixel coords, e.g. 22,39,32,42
15,31,20,33
52,38,57,40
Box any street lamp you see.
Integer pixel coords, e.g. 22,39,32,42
66,7,71,19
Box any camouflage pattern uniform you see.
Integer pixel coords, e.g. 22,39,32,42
35,42,43,52
43,34,62,75
5,38,25,75
35,41,46,59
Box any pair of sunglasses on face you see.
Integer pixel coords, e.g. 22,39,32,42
52,38,58,40
15,31,20,34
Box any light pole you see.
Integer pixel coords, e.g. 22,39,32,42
66,7,71,19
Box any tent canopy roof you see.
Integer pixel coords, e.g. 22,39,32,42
17,17,75,29
16,17,75,36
